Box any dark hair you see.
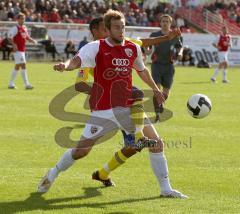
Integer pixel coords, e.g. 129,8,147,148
89,17,104,33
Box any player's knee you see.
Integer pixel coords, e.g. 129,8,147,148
122,146,137,157
149,138,164,152
72,147,92,160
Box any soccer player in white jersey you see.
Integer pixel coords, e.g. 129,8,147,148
8,13,37,89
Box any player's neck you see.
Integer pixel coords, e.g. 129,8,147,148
107,37,124,46
161,28,170,34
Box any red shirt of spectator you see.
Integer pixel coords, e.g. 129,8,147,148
48,9,61,22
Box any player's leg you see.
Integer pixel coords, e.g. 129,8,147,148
8,52,21,89
151,63,163,121
211,52,224,82
38,137,97,193
222,55,229,83
19,53,33,89
155,64,174,121
144,123,188,198
38,110,118,192
95,104,156,186
93,144,137,186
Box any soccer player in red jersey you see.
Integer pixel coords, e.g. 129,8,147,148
8,13,37,89
38,12,187,198
211,26,232,83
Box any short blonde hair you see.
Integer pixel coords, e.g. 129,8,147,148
160,14,173,23
17,12,25,19
104,9,125,30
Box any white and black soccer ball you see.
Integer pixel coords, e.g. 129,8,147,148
187,94,212,119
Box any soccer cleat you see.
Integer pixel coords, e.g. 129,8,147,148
222,79,229,83
160,189,189,199
37,170,54,193
25,85,34,90
134,137,157,151
8,85,17,89
210,78,216,83
92,171,116,187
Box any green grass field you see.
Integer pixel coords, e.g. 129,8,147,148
0,62,240,214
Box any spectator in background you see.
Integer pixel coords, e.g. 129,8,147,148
0,2,8,21
0,33,12,60
48,8,61,23
78,36,88,51
33,13,44,22
181,46,195,66
62,14,73,23
64,40,76,59
39,36,58,61
176,15,185,28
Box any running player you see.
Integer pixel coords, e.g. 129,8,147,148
38,10,166,194
8,13,36,89
148,14,183,122
210,26,231,83
80,17,187,199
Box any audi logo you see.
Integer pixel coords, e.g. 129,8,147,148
112,58,130,66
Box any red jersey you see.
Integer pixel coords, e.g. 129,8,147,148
217,34,231,52
78,38,145,111
9,25,29,52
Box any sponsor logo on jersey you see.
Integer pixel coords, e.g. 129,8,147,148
125,48,133,57
112,58,130,66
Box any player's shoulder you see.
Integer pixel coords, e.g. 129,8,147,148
81,40,100,50
150,30,162,37
125,37,142,47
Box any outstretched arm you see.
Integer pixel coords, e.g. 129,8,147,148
141,28,181,48
53,55,81,72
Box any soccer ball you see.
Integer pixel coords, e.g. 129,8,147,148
187,94,212,119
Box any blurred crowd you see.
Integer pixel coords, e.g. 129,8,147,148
0,0,187,27
203,0,240,26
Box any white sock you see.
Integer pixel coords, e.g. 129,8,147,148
223,69,227,81
149,152,172,193
9,69,18,86
49,149,75,182
212,68,219,80
21,69,30,86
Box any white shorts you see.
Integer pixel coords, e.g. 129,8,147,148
14,51,26,64
82,107,136,140
218,51,228,63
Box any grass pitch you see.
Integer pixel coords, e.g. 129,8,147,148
0,61,239,214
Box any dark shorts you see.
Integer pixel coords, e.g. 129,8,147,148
151,63,175,89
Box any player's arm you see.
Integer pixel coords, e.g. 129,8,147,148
133,45,165,104
140,28,181,48
8,26,18,51
212,36,219,49
27,36,37,44
54,40,99,72
54,55,82,72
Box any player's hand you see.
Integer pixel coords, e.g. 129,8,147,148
177,54,183,61
13,44,18,52
153,89,165,105
168,28,181,40
53,63,66,72
33,40,38,44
